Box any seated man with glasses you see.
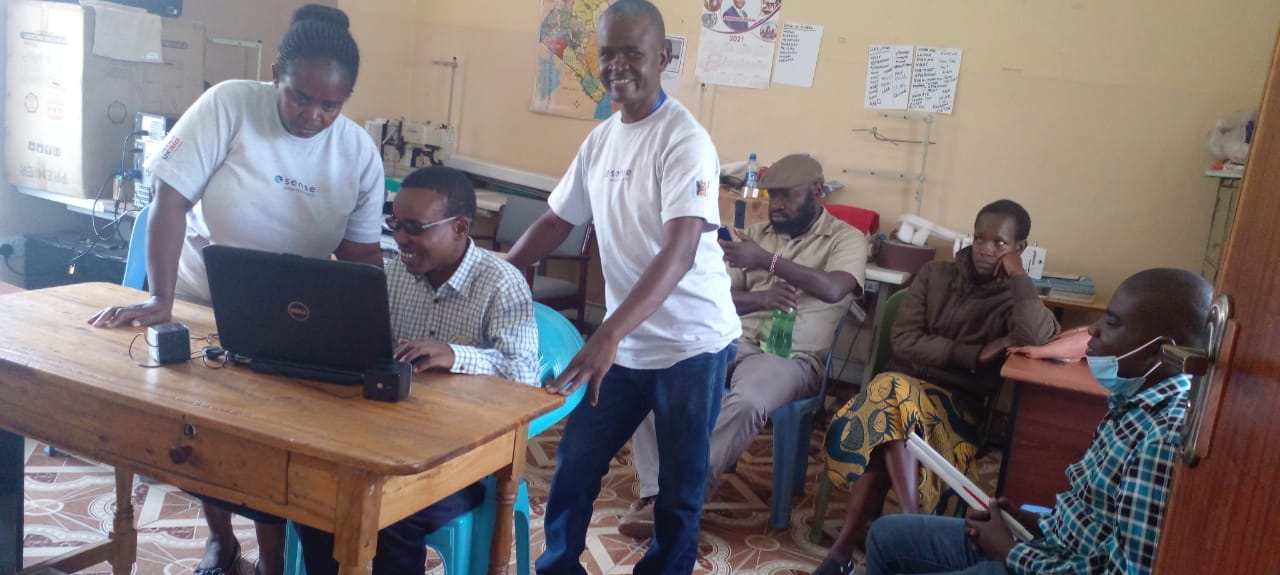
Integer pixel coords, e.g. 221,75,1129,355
296,165,540,575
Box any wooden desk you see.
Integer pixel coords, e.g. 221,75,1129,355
0,283,561,575
1040,296,1106,315
1041,296,1107,327
998,354,1108,508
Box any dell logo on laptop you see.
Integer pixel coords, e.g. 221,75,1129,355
287,302,311,322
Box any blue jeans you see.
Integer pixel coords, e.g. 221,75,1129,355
535,345,732,575
864,515,1011,575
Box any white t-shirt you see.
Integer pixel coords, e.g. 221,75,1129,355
549,98,740,369
146,80,384,303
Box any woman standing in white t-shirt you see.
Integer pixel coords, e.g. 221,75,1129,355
88,5,383,574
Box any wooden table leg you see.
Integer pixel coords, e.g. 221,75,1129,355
109,468,136,575
333,471,383,575
491,425,528,575
0,431,22,574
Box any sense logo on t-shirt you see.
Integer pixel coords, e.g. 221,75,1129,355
275,174,317,195
605,168,633,182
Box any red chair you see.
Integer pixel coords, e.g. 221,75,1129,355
825,203,879,236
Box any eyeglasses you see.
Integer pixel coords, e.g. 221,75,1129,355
384,215,459,236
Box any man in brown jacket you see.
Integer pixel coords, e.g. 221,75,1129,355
814,199,1059,575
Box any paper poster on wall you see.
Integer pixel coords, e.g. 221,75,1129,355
864,44,913,109
530,0,618,120
661,34,687,97
771,22,822,87
694,0,782,89
908,47,962,114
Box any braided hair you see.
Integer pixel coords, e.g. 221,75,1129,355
276,4,360,89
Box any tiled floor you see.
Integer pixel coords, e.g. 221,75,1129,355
18,416,1002,574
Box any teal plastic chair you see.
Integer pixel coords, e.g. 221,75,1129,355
807,288,906,543
284,303,585,575
122,204,151,290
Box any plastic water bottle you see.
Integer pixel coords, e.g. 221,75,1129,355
744,153,759,197
761,307,797,358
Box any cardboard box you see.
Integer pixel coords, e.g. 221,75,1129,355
4,0,204,198
717,187,770,229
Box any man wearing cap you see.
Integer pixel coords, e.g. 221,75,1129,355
619,154,868,538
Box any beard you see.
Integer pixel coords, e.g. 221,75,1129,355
773,194,818,236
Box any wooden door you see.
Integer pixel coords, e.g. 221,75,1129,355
1153,26,1280,574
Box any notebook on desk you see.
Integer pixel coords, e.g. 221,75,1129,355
203,245,396,386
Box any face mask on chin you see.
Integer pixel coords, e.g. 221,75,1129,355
1085,336,1171,400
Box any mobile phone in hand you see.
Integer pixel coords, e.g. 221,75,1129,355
718,226,733,241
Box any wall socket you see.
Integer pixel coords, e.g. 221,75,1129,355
0,236,26,259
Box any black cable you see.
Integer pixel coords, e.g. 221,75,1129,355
76,166,142,274
199,345,230,369
67,238,100,273
127,332,165,368
835,324,865,383
89,131,147,242
128,331,220,368
97,208,138,243
120,131,146,176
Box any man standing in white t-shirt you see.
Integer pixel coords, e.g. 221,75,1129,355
506,1,740,573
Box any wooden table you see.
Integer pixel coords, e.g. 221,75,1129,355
997,354,1108,508
0,283,561,575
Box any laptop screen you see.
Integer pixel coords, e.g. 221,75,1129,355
203,245,395,379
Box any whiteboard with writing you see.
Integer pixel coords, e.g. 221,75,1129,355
772,23,823,88
864,44,913,109
908,47,962,114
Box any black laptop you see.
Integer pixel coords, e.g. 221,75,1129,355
203,245,395,385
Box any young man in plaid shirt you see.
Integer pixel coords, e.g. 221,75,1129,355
297,166,539,575
862,267,1211,575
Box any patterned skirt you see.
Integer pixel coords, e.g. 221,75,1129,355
823,372,983,516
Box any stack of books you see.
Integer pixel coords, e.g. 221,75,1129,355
1034,273,1096,303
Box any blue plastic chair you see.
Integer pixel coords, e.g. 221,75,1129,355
284,303,586,575
765,306,860,530
122,204,151,289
